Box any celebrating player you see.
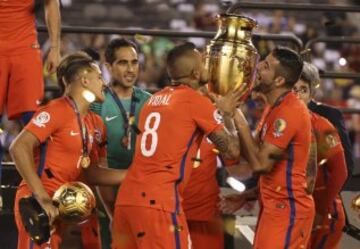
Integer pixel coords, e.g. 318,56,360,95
112,42,240,249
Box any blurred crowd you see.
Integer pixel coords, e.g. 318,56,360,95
2,0,360,160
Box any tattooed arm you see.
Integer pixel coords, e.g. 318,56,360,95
208,129,240,160
305,139,318,194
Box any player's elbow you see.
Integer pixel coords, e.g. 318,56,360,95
9,139,21,160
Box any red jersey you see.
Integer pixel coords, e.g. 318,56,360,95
0,0,38,54
182,137,220,221
18,97,105,196
259,92,314,217
311,112,347,214
116,85,223,213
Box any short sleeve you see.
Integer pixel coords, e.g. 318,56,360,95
190,94,224,135
25,104,63,143
263,108,299,149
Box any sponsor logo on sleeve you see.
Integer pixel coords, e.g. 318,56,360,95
32,112,50,128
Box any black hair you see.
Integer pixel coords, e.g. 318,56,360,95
56,52,93,94
166,42,196,68
62,58,96,86
272,47,303,88
105,38,138,64
82,47,100,61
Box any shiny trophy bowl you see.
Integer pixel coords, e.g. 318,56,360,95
52,181,96,224
352,194,360,213
19,182,96,245
204,14,259,98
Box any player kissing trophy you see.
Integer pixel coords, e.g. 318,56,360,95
18,182,96,245
204,13,259,97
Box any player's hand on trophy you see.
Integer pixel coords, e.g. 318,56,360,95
38,197,59,225
219,193,249,214
207,87,247,118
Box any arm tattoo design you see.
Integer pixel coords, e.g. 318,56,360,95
208,130,239,159
305,139,318,195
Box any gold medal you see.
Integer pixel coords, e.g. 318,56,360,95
80,155,91,168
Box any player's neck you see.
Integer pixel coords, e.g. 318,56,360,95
267,88,290,106
112,85,133,99
67,91,90,116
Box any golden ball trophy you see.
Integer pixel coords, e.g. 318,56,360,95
19,182,96,245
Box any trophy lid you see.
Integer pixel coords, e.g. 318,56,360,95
217,13,257,30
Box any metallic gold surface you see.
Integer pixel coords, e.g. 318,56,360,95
52,182,96,224
352,195,360,212
204,14,259,97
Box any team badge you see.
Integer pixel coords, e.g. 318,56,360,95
273,119,286,138
325,134,338,148
213,109,224,124
32,112,50,128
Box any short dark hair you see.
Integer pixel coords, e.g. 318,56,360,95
166,42,196,68
105,38,138,64
62,58,96,86
272,47,303,88
57,52,93,94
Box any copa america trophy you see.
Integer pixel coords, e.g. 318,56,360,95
352,194,360,213
204,14,259,97
19,182,96,245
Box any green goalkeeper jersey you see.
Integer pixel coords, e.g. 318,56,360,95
90,86,151,169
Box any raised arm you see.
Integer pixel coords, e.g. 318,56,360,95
44,0,61,73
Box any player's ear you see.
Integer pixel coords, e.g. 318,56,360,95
80,75,90,88
191,69,200,80
274,76,286,87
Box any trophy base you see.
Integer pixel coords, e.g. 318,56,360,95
19,196,50,245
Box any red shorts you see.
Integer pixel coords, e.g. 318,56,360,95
0,48,44,119
79,214,102,249
253,209,314,249
187,217,224,249
112,206,191,249
309,200,345,249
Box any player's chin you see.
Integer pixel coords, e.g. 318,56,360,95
123,79,136,88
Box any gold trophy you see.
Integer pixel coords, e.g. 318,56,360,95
204,14,259,97
352,194,360,213
19,182,96,245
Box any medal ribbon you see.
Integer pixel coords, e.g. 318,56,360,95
66,96,89,157
107,87,141,135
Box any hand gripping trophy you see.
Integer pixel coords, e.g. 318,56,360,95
19,182,96,245
204,13,259,97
